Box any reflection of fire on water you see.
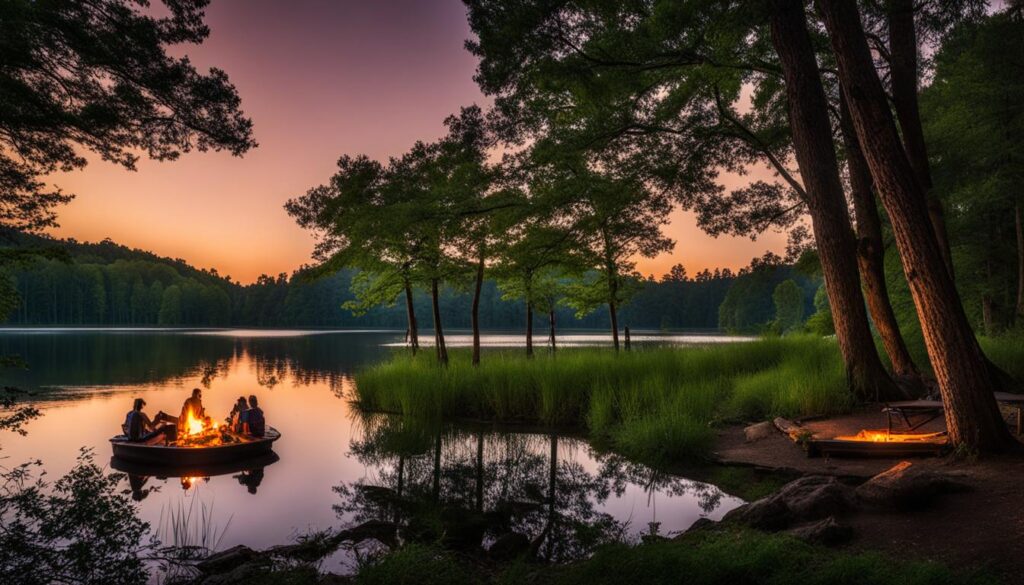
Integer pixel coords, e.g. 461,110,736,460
180,476,208,490
833,429,947,443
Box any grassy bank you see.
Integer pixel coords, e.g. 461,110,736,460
353,528,998,585
354,336,851,463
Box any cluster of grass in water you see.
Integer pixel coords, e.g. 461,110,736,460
354,336,852,463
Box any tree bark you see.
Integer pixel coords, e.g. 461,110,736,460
548,309,557,353
1016,202,1024,323
430,277,448,365
471,249,485,366
404,281,419,355
839,93,922,386
818,0,1015,451
526,300,534,358
770,0,902,402
608,301,620,352
888,0,954,278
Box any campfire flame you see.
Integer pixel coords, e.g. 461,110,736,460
176,408,227,447
834,429,947,443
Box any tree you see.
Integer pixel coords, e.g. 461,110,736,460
158,285,182,325
921,11,1024,331
465,0,902,396
817,0,1015,451
0,0,255,232
772,279,804,333
767,0,903,401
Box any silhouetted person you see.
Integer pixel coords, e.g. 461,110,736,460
128,474,152,501
122,398,175,443
179,388,205,425
227,396,249,433
241,394,265,437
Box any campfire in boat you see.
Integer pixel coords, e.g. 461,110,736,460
176,409,236,448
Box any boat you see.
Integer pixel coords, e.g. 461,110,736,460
110,450,280,478
109,427,281,467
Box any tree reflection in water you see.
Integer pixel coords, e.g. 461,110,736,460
335,412,732,563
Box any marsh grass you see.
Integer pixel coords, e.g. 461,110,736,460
354,336,851,462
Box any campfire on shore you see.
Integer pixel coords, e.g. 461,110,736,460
832,429,948,444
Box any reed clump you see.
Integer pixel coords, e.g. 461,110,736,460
354,336,850,463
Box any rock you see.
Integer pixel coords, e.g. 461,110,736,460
196,545,259,575
722,495,792,531
489,532,530,560
744,421,774,443
785,517,853,546
856,461,970,510
774,475,857,520
723,475,856,531
686,517,716,532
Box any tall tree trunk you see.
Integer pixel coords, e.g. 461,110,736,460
888,0,954,278
526,301,534,358
549,309,557,353
840,93,922,386
818,0,1015,451
471,250,485,366
608,269,620,352
1016,202,1024,323
404,281,419,355
430,278,448,365
770,0,902,402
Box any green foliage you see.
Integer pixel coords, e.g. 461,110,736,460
356,544,478,585
535,528,998,585
719,262,814,333
921,11,1024,334
772,279,805,333
0,449,153,585
354,337,851,463
805,285,836,336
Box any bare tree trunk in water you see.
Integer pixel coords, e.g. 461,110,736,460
624,326,631,351
1016,202,1024,323
430,278,448,365
770,0,902,402
526,301,534,358
840,93,922,388
404,282,419,355
818,0,1015,451
548,309,557,353
888,0,954,278
471,250,484,366
608,301,620,352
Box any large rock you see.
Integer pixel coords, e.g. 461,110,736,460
856,461,970,510
723,476,857,531
744,421,774,443
785,517,853,546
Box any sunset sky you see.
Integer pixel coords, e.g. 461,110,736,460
49,0,789,284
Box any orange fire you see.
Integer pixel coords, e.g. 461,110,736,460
834,429,947,443
177,408,224,447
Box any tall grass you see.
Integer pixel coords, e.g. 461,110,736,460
354,336,850,463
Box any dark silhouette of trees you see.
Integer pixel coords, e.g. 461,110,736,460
0,0,255,232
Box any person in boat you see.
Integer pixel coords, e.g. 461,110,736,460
179,388,205,424
227,396,249,433
122,398,175,443
241,394,265,438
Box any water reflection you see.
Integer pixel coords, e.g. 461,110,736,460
112,452,281,500
335,414,741,563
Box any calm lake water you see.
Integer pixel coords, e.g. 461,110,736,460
0,329,745,574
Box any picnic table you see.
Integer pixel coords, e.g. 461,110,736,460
885,392,1024,435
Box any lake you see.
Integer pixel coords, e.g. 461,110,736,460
0,329,746,575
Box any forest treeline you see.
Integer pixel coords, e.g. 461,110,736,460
0,231,815,330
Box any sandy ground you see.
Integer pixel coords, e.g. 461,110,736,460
713,409,1024,580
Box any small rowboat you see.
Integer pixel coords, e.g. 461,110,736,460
110,427,281,467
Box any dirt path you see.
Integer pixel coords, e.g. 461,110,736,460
713,411,1024,580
